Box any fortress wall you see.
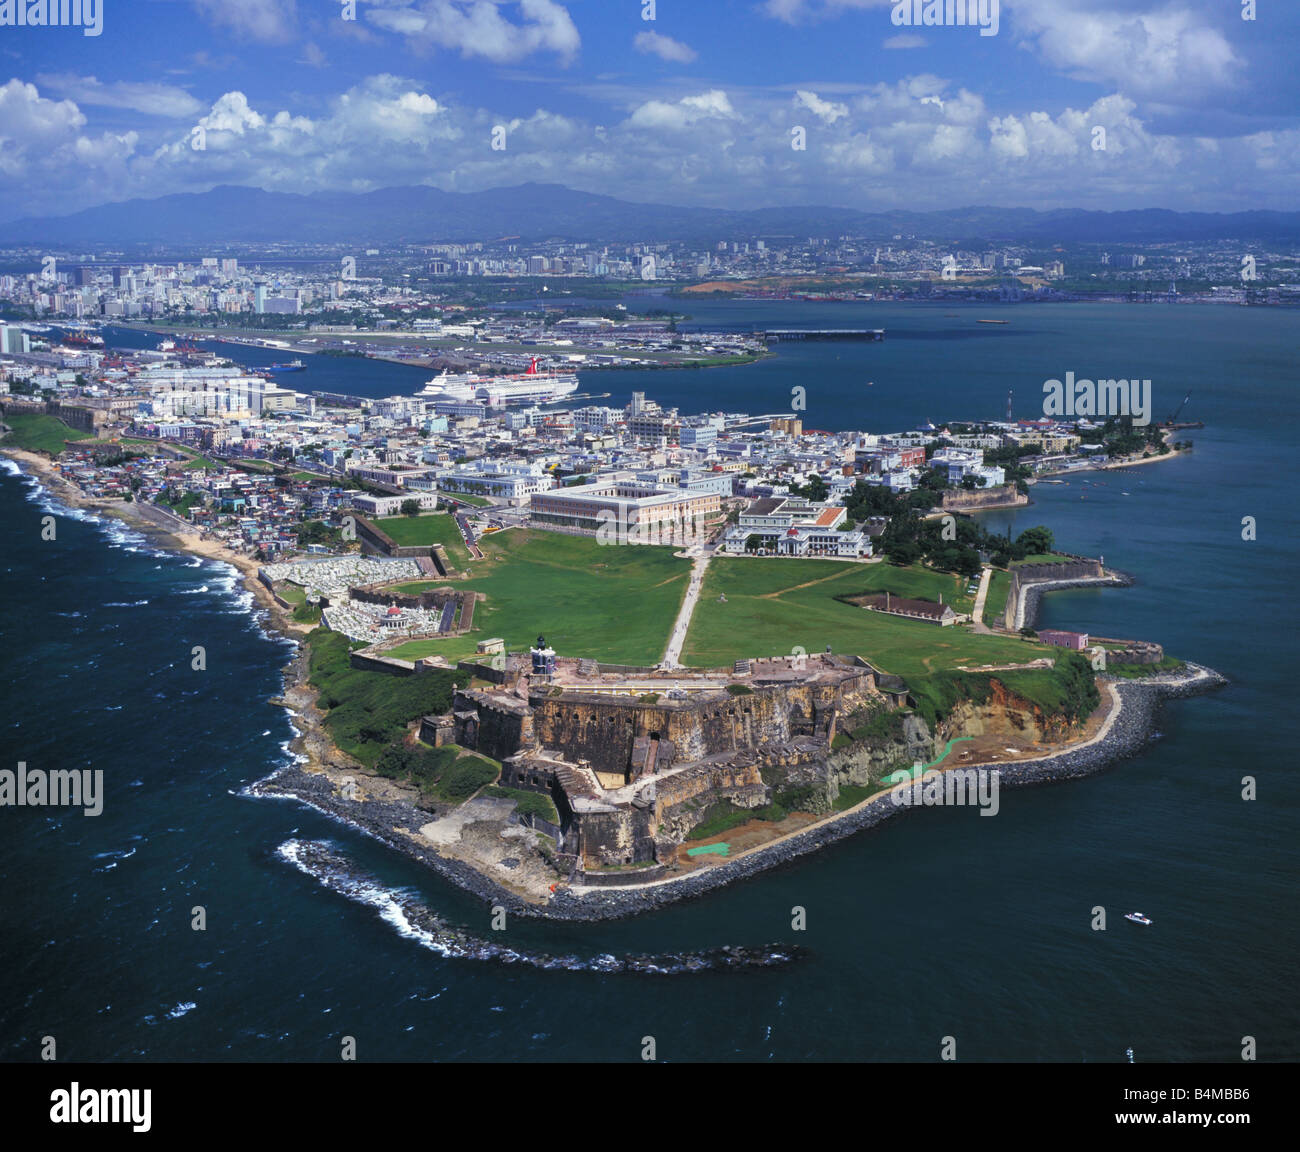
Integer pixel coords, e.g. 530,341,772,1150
353,515,432,559
1096,640,1165,666
575,806,656,867
940,484,1027,512
531,692,794,776
654,761,769,844
453,690,531,760
530,669,879,776
1004,558,1105,630
348,651,415,674
350,584,458,610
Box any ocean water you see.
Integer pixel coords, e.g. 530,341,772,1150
2,302,1297,1062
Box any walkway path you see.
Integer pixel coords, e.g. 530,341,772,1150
970,565,993,634
660,551,711,669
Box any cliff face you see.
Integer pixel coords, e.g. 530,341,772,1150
825,678,1083,803
938,679,1076,745
827,714,933,797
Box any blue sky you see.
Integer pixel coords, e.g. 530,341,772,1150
1,0,1296,220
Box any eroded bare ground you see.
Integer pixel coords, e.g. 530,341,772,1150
666,687,1119,871
401,801,561,902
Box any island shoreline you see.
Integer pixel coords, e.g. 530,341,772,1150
1,444,1228,924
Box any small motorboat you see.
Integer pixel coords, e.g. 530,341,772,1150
1125,912,1153,925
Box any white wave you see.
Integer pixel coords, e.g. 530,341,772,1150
104,599,150,608
275,840,454,959
166,1002,196,1019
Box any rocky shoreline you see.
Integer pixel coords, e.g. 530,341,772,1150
252,658,1226,923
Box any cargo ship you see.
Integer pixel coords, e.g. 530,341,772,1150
61,327,105,348
417,357,579,406
266,359,306,373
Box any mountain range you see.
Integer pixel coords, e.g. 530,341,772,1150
5,183,1299,248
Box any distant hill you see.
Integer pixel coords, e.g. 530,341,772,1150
4,183,1299,247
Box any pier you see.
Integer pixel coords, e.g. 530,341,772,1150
761,328,885,342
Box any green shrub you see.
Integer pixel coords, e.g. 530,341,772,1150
774,784,819,812
436,756,499,802
483,785,560,824
306,629,457,766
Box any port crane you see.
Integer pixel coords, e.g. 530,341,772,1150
1163,391,1203,431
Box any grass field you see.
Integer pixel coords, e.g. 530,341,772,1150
683,557,1045,679
376,512,471,567
1,412,94,454
384,529,690,666
442,493,493,507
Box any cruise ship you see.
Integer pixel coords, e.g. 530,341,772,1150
417,357,579,407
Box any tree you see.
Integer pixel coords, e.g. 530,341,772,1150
1016,526,1055,556
400,498,420,516
744,534,763,553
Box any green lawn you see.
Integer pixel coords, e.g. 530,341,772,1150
683,557,1045,678
1013,553,1077,567
384,529,691,666
1,412,94,454
443,493,492,507
376,512,470,567
275,581,307,605
984,568,1011,623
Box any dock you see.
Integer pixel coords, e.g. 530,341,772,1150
761,329,885,342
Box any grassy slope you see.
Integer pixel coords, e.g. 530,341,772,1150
1,412,94,454
683,557,1044,678
385,529,691,666
306,629,459,767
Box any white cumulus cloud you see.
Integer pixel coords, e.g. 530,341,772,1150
795,90,849,124
365,0,580,63
634,31,698,64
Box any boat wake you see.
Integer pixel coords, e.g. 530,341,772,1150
277,839,803,974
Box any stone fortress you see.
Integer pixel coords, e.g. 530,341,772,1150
421,637,912,878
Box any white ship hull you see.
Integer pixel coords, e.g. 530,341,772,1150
418,366,579,406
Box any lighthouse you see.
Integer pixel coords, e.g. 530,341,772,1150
530,634,556,675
